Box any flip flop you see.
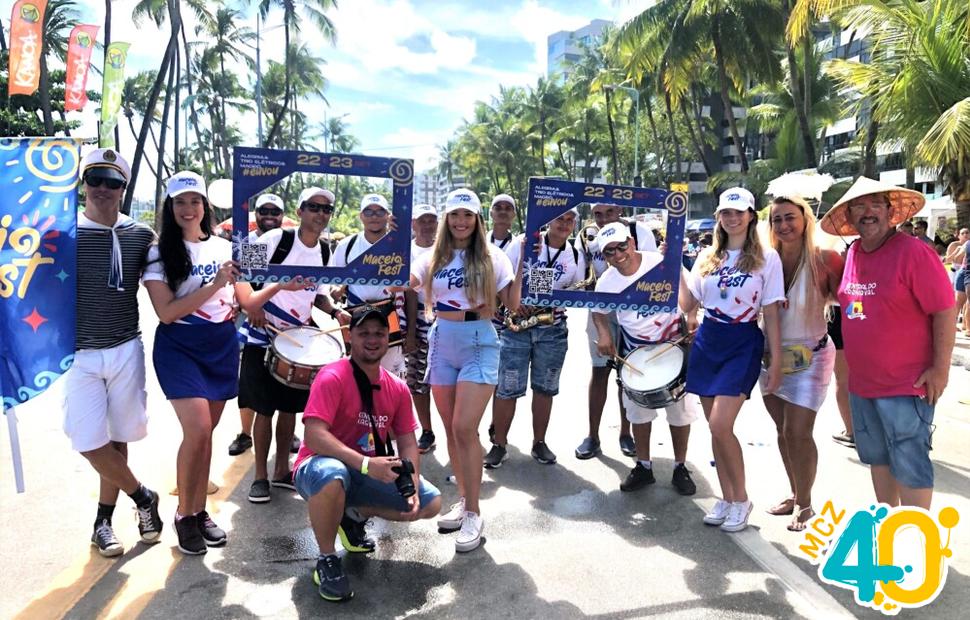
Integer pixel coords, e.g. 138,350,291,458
766,496,795,516
787,505,815,532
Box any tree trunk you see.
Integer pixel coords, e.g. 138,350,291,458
861,117,879,178
681,98,711,176
219,55,231,172
155,55,176,219
785,38,816,166
181,23,208,175
38,33,54,135
662,90,684,181
643,94,665,186
604,88,620,184
711,21,749,173
539,111,547,176
264,21,292,147
127,112,160,180
59,109,71,136
174,42,180,169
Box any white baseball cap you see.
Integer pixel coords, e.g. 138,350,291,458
360,193,390,212
412,203,438,220
444,188,481,215
594,222,633,252
166,171,207,199
715,187,756,213
299,186,335,207
81,148,130,183
255,193,284,210
490,193,515,208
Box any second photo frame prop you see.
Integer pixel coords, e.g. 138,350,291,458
231,146,414,286
522,178,687,313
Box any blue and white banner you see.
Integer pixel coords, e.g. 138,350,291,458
1,137,79,412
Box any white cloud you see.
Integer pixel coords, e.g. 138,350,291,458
367,127,450,170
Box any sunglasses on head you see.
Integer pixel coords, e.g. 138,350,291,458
84,176,126,190
302,202,334,214
257,206,283,216
602,241,630,257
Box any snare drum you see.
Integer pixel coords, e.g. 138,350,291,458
341,299,403,349
265,326,344,389
620,343,688,409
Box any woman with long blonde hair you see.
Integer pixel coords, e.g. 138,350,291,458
761,196,844,531
681,187,785,533
409,188,522,553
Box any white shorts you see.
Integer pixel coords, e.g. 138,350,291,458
586,312,622,368
381,345,406,380
62,338,149,452
621,392,698,427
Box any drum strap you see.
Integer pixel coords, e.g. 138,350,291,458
262,301,304,326
349,358,393,458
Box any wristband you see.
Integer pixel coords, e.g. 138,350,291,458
360,456,369,476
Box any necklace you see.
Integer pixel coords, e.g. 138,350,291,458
781,249,804,311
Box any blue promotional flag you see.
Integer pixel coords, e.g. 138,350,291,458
1,137,79,490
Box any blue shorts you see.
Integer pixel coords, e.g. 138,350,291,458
496,322,569,399
294,455,441,511
849,394,935,489
955,268,968,292
586,312,621,368
425,319,500,385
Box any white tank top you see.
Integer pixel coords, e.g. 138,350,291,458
778,257,828,342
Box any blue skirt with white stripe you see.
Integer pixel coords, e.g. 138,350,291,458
153,321,240,401
686,320,764,398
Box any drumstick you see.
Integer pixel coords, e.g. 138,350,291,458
592,340,644,376
265,323,303,348
636,334,690,366
313,324,351,336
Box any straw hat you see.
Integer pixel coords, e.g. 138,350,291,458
820,176,924,236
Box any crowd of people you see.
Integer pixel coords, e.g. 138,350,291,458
64,148,957,602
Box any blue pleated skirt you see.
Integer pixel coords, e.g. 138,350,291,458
153,321,240,401
686,320,764,398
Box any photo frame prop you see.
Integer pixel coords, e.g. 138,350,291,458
232,146,413,286
521,178,687,313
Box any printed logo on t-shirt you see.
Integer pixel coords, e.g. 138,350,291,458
712,264,753,290
356,432,375,455
846,301,867,320
433,266,465,290
844,282,877,297
191,260,222,285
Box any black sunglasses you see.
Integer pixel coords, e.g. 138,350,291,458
302,202,334,214
257,207,283,216
84,176,126,190
602,241,630,257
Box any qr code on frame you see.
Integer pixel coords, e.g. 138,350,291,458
240,242,269,270
529,267,555,295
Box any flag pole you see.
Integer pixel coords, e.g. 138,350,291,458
5,407,26,493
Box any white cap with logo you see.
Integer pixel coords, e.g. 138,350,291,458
255,194,284,210
715,187,756,213
594,222,633,252
490,193,515,208
299,187,335,207
166,171,207,199
412,203,438,219
444,188,481,215
360,193,391,212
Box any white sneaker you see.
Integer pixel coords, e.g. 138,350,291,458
703,499,732,525
455,511,484,553
437,497,465,531
720,500,753,532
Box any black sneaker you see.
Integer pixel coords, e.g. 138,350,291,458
248,479,271,503
91,519,123,557
620,463,656,492
619,435,637,457
338,514,375,553
417,430,436,453
228,432,252,456
530,441,557,465
672,463,697,496
175,514,207,555
198,510,227,547
290,435,301,454
575,436,601,460
314,554,353,602
483,443,508,469
271,472,297,491
832,431,855,448
136,489,163,543
487,423,495,444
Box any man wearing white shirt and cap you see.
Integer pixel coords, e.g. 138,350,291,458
408,203,439,452
488,194,517,254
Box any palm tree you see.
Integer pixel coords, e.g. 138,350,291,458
521,77,563,176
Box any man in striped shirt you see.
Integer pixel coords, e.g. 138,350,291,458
65,149,163,557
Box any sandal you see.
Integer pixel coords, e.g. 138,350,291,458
766,496,795,516
787,505,815,532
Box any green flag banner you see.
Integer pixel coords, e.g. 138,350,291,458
99,42,130,148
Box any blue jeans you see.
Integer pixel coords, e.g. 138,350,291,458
849,394,935,489
496,322,569,399
294,456,441,511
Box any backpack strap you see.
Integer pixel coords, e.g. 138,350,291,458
628,221,639,249
270,229,296,265
344,233,358,263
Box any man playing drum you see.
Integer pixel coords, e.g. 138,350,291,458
240,187,345,504
591,223,697,494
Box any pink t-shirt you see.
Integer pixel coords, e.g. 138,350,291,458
838,233,954,398
293,358,418,471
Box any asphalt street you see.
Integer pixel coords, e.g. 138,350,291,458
2,290,969,619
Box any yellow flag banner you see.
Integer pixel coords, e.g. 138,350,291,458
8,0,48,97
99,42,130,148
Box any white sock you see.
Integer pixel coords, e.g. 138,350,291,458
345,507,364,521
638,459,652,469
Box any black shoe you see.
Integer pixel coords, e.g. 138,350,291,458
91,518,123,557
248,479,271,503
198,510,227,547
228,432,252,456
575,436,601,460
290,435,301,454
314,554,353,602
337,514,375,553
271,472,297,491
487,423,495,444
530,441,557,465
620,463,656,492
175,514,207,555
136,489,163,543
483,443,508,469
619,435,637,457
672,463,697,496
417,430,436,453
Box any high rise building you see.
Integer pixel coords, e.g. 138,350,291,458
546,19,611,82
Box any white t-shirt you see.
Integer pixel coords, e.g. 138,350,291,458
329,232,390,304
411,241,434,309
590,220,658,277
688,247,785,323
488,230,517,257
143,236,235,324
594,251,684,348
256,227,327,321
508,233,586,325
412,247,514,312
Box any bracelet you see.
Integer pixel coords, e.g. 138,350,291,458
360,456,369,476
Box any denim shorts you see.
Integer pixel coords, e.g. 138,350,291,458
849,394,935,489
294,455,441,511
425,319,500,386
496,322,569,398
586,311,622,368
955,268,968,292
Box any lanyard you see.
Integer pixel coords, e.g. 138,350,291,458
491,232,512,249
544,234,566,269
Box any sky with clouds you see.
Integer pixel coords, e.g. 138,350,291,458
68,0,652,197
